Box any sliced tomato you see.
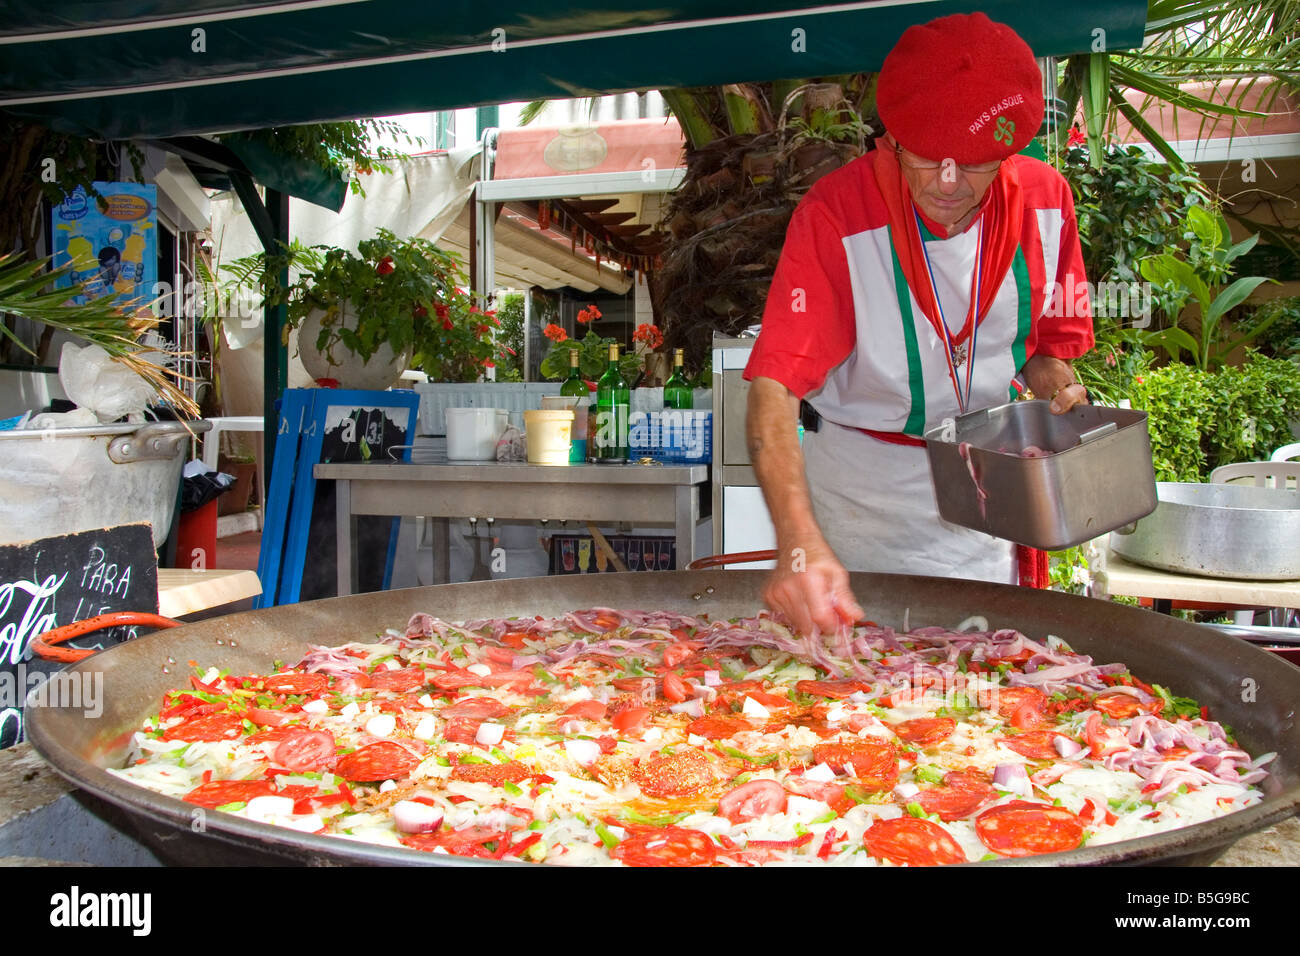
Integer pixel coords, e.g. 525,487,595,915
611,677,660,693
403,826,510,857
612,826,716,867
864,817,967,866
484,646,516,665
812,741,899,791
334,742,420,782
712,681,766,709
246,706,294,727
431,670,488,690
273,729,336,772
795,680,864,699
1092,691,1144,719
477,670,535,689
717,779,787,823
441,698,510,720
998,731,1064,761
162,712,245,742
1085,711,1130,758
633,748,717,798
368,668,429,692
662,673,690,703
685,715,757,740
783,778,856,816
611,707,652,736
501,631,531,649
183,779,277,809
663,642,699,668
450,761,530,786
892,717,955,746
262,673,328,695
975,800,1085,858
915,771,994,821
564,700,608,720
993,687,1050,727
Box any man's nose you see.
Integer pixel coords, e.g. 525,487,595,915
936,168,963,195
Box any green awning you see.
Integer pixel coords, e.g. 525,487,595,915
1,1,1147,140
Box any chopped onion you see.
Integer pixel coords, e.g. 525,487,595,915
339,701,360,720
413,716,438,741
894,782,920,800
741,696,770,719
392,800,443,834
642,727,663,743
365,714,396,738
379,779,397,792
703,670,721,687
475,721,505,746
467,663,493,677
804,762,836,783
300,699,329,715
565,738,601,767
280,814,325,833
993,763,1031,795
201,667,221,685
957,616,989,633
825,703,846,723
670,698,706,718
245,795,295,822
417,693,436,708
1054,736,1084,758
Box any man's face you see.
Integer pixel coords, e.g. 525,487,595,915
891,137,1001,234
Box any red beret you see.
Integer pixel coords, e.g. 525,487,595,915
877,12,1044,165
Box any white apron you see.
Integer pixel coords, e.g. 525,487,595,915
803,418,1017,584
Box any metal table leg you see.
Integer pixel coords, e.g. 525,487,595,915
675,484,698,570
432,517,451,585
335,479,358,596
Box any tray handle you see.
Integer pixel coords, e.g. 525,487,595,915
30,612,182,663
1077,421,1118,446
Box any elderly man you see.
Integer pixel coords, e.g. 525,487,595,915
745,12,1094,635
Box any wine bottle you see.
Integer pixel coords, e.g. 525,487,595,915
560,349,588,463
592,343,629,463
663,349,692,410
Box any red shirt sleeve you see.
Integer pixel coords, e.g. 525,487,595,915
1030,176,1094,360
743,199,856,397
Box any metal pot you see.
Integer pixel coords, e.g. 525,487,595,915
25,570,1300,866
1112,481,1300,580
0,420,210,548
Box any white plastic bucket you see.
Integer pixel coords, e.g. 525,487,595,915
445,407,507,460
524,409,574,466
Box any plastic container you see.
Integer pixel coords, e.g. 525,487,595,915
524,409,574,466
542,396,586,463
445,408,507,460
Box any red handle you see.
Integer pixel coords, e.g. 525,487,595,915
687,550,778,571
30,612,182,663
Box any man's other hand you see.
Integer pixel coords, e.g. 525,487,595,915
1022,354,1088,414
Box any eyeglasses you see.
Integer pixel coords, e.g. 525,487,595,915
894,143,1002,176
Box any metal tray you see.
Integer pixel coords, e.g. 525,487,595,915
1111,482,1300,580
923,401,1157,550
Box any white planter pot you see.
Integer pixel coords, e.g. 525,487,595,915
297,305,409,391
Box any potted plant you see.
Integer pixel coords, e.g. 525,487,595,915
272,229,506,389
538,305,645,385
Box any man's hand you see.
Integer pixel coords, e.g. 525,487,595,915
763,537,865,637
1021,354,1088,414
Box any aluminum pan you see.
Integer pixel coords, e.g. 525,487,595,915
26,570,1300,866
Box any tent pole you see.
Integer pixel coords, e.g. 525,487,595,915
263,188,289,474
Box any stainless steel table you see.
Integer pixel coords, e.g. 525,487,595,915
315,461,709,595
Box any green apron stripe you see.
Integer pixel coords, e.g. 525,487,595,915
1009,246,1032,401
888,227,926,436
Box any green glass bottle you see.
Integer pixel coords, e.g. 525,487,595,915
663,348,692,410
560,349,588,463
592,343,629,463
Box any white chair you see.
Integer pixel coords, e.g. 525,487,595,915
1272,441,1300,463
1210,460,1300,626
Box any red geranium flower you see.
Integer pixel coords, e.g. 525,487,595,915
633,323,664,350
376,256,395,275
482,359,495,368
442,318,454,332
1067,125,1087,147
576,304,602,325
434,303,449,320
544,323,568,343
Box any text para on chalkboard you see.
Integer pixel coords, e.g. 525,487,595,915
0,523,157,748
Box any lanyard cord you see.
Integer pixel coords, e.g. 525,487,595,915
912,208,982,413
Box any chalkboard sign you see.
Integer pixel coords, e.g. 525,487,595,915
0,523,158,749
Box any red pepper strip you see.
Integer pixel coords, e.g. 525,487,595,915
190,676,223,695
202,770,213,784
818,829,838,860
293,799,313,815
1201,705,1210,720
310,793,349,808
339,782,357,807
716,834,737,850
491,838,513,860
747,832,815,850
411,796,438,807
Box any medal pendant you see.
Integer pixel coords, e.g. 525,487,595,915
952,342,968,369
